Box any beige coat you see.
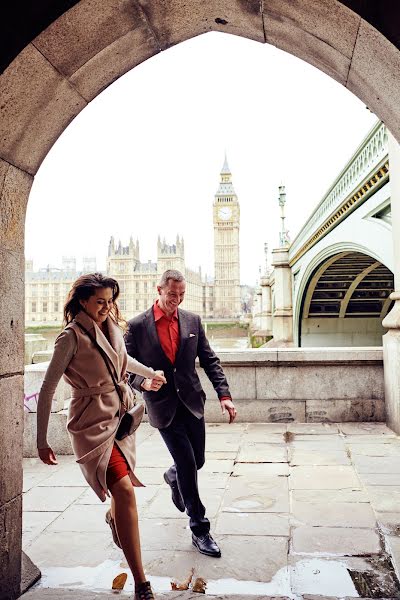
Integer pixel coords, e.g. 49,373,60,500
63,311,154,499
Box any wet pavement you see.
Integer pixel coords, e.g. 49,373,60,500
21,422,400,599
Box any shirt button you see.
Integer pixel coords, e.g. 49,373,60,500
174,368,176,372
176,388,180,393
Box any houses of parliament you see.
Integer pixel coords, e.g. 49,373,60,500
25,157,242,325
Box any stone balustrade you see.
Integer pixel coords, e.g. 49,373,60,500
23,347,384,456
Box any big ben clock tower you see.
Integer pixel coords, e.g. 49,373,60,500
213,155,241,318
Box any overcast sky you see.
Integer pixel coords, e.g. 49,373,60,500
25,32,377,285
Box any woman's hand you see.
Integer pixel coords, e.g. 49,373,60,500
154,370,167,384
141,370,166,392
38,447,58,465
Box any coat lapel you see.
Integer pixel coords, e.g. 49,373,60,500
75,311,120,377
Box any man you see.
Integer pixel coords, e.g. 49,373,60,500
125,269,237,558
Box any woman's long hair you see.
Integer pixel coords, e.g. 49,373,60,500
63,273,125,327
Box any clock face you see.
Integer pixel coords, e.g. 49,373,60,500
218,206,232,220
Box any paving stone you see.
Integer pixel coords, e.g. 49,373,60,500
216,511,290,536
339,423,395,436
289,466,361,490
291,501,376,528
25,531,117,567
237,443,287,463
222,477,289,513
205,436,242,452
292,526,381,555
289,449,350,466
46,505,109,533
291,435,346,447
246,423,288,434
135,467,166,485
198,471,230,489
206,423,248,434
23,470,54,492
145,488,222,520
346,443,400,457
342,434,398,443
22,511,60,547
291,489,369,504
366,486,400,512
242,433,287,444
360,473,400,486
35,463,87,486
202,459,234,473
139,518,191,551
288,423,339,435
233,463,289,477
205,451,238,460
23,486,86,511
142,535,288,582
353,455,400,474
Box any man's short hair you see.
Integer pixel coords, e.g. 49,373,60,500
159,269,185,287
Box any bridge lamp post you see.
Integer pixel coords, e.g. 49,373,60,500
278,185,290,247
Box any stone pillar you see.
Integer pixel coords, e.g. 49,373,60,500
260,275,272,335
383,132,400,433
271,247,293,344
0,161,33,599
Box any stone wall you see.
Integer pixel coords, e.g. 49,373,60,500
23,347,384,456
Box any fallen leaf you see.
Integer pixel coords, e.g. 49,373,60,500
112,572,128,590
170,567,194,590
192,577,207,593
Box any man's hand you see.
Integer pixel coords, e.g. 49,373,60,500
38,447,58,465
220,398,237,424
141,370,167,392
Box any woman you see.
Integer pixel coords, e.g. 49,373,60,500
37,273,166,600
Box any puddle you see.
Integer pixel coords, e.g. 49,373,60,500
292,558,358,597
36,562,296,597
31,555,400,598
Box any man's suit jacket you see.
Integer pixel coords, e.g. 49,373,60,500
125,306,231,429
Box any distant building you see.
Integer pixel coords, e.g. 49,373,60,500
25,257,97,325
25,157,247,325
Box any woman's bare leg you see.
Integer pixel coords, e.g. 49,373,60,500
110,475,146,586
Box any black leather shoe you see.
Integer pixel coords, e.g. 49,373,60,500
192,533,221,557
164,471,185,512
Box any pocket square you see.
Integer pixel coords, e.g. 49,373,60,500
189,333,196,337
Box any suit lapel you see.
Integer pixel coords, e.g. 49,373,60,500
175,310,190,363
145,308,170,364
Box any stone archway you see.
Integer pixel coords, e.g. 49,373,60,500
2,2,400,598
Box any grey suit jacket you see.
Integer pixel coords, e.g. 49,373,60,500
125,306,231,429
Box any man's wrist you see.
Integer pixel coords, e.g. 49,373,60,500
219,396,231,403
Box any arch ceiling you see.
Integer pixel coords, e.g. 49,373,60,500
1,1,400,75
302,251,394,320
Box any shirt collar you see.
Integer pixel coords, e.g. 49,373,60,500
153,300,178,321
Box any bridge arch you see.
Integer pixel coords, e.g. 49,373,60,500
295,244,394,347
2,1,400,597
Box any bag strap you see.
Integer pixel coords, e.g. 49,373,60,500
74,321,125,408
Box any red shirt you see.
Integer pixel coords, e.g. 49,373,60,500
153,300,179,364
152,301,230,403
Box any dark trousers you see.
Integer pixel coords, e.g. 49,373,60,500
159,402,210,536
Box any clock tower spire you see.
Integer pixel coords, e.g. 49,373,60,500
213,154,241,318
